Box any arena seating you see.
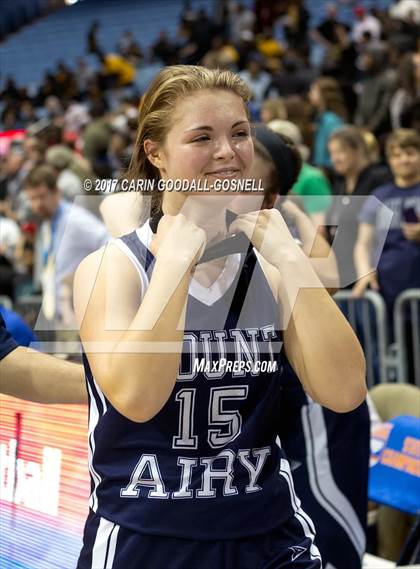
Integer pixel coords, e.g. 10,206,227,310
0,0,393,91
0,0,215,89
0,0,48,40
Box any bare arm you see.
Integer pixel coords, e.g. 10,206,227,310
74,214,205,423
352,223,379,297
281,281,366,412
231,209,366,413
281,200,339,292
0,348,87,404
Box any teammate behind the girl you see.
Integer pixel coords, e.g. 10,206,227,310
74,65,366,569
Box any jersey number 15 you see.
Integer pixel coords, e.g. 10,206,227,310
173,386,249,450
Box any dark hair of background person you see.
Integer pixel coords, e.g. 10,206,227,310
328,124,369,154
252,125,302,197
23,164,58,190
314,76,348,121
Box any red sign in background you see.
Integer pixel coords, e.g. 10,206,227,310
0,395,89,569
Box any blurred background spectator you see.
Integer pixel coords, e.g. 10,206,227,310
309,76,348,168
355,41,397,137
326,126,392,288
23,164,108,325
267,119,332,228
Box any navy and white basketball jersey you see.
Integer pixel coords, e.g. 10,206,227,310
278,360,370,569
83,219,319,547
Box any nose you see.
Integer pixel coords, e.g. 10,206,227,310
213,136,235,160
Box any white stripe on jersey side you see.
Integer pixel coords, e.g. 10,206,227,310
91,517,120,569
113,238,149,293
87,380,104,512
278,459,322,564
276,439,322,564
93,377,107,415
276,439,318,538
106,523,120,569
325,564,338,569
301,402,366,558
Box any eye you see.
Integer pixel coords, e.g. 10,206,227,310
191,135,210,143
233,130,249,138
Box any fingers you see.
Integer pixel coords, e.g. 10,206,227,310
352,273,379,298
351,283,365,298
229,211,267,242
401,223,420,241
154,213,206,261
229,210,273,233
281,198,304,218
371,275,380,290
228,217,248,237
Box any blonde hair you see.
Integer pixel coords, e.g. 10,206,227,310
127,65,251,213
359,129,380,164
268,119,310,162
261,97,287,122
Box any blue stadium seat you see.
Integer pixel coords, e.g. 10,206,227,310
0,0,393,91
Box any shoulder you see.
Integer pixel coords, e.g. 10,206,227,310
62,202,109,238
322,112,343,126
371,183,395,199
363,165,393,192
75,246,106,281
301,163,328,182
295,164,330,194
75,241,140,286
74,242,143,327
66,202,104,225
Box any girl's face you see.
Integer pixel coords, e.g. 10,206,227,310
328,139,359,176
148,89,254,213
229,153,271,215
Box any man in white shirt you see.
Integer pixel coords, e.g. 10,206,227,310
352,6,382,44
23,164,109,325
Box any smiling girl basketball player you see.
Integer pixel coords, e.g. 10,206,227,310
74,66,366,569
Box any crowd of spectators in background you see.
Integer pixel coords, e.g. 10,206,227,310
0,0,419,381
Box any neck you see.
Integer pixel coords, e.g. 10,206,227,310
48,201,60,220
163,194,229,245
187,204,228,245
395,174,420,188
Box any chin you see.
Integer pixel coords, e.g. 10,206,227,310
191,193,236,207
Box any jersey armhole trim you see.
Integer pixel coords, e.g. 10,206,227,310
112,238,149,301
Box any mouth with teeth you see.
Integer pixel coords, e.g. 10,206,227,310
205,169,240,178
